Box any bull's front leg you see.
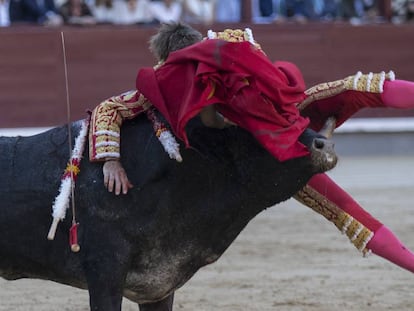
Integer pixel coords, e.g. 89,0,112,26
139,293,174,311
81,225,131,311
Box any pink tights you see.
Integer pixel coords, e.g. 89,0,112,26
382,79,414,109
367,78,414,271
308,174,414,273
368,225,414,273
301,78,414,273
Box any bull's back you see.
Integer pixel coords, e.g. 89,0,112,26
0,128,69,194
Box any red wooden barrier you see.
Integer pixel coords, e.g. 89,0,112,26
1,23,413,128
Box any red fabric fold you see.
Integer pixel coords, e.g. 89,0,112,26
136,39,310,161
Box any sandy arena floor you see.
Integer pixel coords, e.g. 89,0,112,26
1,156,413,311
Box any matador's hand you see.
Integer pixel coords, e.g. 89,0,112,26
103,160,133,195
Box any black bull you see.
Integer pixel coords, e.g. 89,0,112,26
0,114,336,311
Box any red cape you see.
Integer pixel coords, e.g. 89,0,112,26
137,39,310,161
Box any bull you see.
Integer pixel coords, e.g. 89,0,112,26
0,113,336,311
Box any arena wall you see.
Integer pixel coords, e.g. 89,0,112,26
1,23,414,128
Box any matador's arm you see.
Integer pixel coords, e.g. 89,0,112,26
89,90,152,162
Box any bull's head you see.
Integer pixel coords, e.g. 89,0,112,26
300,117,338,173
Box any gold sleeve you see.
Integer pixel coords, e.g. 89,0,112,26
298,71,395,111
89,90,152,162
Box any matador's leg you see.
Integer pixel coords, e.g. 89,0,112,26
299,71,414,131
382,79,414,109
296,71,414,272
295,173,414,273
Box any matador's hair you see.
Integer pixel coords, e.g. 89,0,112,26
149,22,203,62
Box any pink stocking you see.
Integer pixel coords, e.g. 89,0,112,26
308,174,414,273
308,174,382,232
367,80,414,272
367,225,414,273
381,80,414,109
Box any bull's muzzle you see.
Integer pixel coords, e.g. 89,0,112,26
311,137,337,173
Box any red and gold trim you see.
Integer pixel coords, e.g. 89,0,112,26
294,184,373,255
146,107,182,162
207,28,263,52
298,70,395,111
89,90,151,161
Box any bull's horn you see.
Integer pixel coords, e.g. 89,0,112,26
319,117,336,139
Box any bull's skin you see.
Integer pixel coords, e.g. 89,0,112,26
0,114,335,310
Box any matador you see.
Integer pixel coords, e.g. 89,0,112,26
89,23,414,274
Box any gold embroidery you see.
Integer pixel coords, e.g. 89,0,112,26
343,71,395,93
208,28,263,51
294,185,373,253
207,80,216,100
298,71,395,111
217,29,247,42
299,80,345,111
89,90,152,161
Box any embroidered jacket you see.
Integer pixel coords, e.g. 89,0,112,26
89,90,151,161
